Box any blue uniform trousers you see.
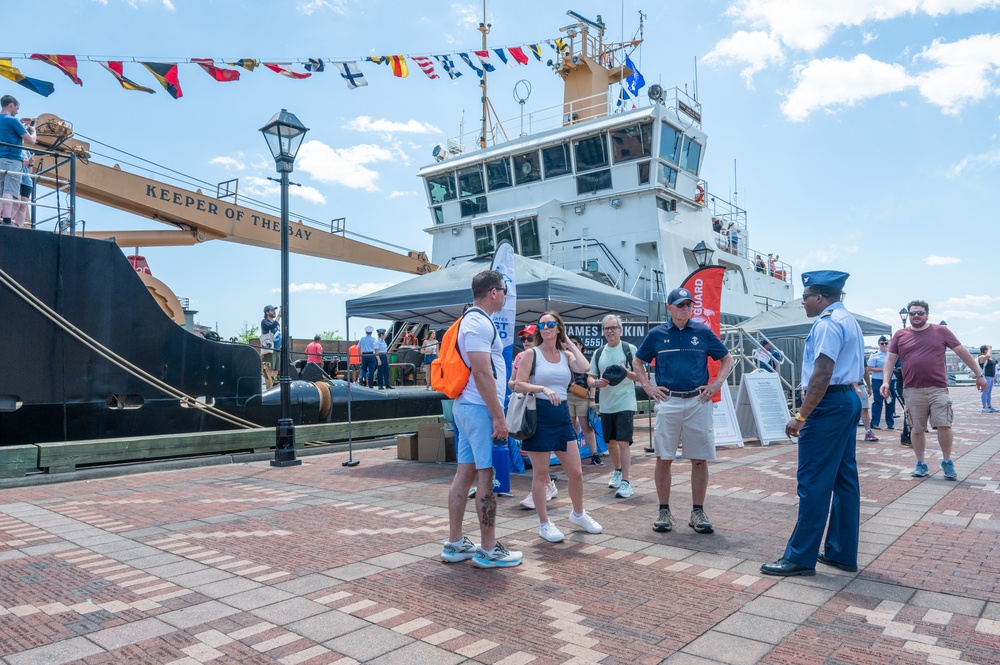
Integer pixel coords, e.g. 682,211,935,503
361,355,378,388
378,353,390,388
783,389,862,568
870,377,895,428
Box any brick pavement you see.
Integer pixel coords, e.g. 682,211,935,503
1,388,998,664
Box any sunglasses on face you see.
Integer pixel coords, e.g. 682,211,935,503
879,342,888,345
538,321,559,329
908,311,926,316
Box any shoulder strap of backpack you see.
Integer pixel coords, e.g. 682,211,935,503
459,305,497,378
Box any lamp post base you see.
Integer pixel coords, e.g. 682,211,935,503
271,419,301,467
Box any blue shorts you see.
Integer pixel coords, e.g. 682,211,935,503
453,396,495,469
521,398,576,453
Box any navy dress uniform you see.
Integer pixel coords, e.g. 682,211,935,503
376,329,393,389
762,270,865,576
358,326,378,388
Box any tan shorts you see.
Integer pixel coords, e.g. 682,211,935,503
567,393,589,420
903,387,953,430
653,398,716,461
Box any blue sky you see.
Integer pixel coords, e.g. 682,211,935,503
4,0,999,348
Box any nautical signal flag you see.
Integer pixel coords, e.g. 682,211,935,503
227,59,259,71
263,63,311,79
141,62,183,99
99,61,154,93
333,61,367,89
388,56,408,78
508,47,530,66
411,56,439,80
191,58,240,82
30,54,82,85
305,58,325,73
0,59,55,97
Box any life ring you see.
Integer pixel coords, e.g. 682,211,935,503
694,184,705,205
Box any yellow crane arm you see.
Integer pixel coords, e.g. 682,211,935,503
32,114,435,275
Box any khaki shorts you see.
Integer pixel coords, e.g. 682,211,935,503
567,393,589,420
903,387,953,430
653,398,716,461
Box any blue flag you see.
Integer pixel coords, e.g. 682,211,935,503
624,57,645,97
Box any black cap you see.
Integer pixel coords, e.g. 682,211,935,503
602,364,628,386
878,335,888,343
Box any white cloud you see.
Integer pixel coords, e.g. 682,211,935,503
922,255,961,265
703,30,785,86
723,0,1000,52
946,147,1000,177
297,0,348,15
940,294,1000,307
287,283,330,293
388,190,418,199
328,281,395,296
291,185,327,205
295,140,397,192
914,34,1000,114
209,154,246,171
343,115,441,135
780,54,913,121
452,2,481,28
798,242,860,267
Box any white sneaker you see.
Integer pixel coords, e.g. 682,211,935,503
471,541,523,569
569,511,603,534
615,480,633,499
608,469,622,489
539,522,565,542
545,480,558,501
519,492,536,510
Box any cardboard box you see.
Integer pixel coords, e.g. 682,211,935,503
396,434,419,460
418,429,455,463
418,423,444,443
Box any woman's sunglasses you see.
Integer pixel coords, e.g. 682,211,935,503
538,321,559,329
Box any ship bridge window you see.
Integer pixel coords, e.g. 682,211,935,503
658,164,678,189
473,215,540,258
680,137,702,174
513,150,541,185
660,124,681,164
574,133,612,195
611,122,653,163
542,143,571,178
638,161,651,185
427,172,456,204
432,206,444,225
458,165,488,217
486,158,512,191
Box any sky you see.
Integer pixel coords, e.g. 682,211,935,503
3,0,999,350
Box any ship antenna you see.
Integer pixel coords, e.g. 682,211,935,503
478,0,490,148
693,57,699,101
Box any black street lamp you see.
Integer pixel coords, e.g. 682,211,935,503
898,307,908,328
692,240,713,269
261,109,309,468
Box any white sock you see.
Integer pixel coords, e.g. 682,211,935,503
571,511,584,518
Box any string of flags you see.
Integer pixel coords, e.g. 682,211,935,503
0,38,638,99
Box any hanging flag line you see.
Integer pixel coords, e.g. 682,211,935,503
0,35,621,98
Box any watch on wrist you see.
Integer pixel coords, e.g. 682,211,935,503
794,414,806,422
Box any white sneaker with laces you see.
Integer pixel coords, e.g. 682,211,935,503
539,522,565,542
608,469,622,489
569,511,603,534
615,480,633,499
519,492,536,510
545,480,558,501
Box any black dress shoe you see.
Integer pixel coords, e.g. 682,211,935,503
760,558,815,577
817,554,858,572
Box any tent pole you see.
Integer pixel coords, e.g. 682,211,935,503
342,314,359,467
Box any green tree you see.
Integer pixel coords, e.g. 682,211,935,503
321,330,343,341
231,321,259,345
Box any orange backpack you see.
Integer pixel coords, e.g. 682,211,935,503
430,307,497,398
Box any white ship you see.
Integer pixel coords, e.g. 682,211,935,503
416,13,791,323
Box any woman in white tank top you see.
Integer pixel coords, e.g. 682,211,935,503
513,311,604,543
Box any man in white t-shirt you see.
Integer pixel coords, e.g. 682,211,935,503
442,270,523,569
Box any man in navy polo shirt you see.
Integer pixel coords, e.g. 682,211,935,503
633,287,733,535
761,270,864,577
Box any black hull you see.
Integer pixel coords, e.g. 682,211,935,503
0,228,442,445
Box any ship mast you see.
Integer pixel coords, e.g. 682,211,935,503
477,0,507,148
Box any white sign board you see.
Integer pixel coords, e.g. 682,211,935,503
736,370,792,446
711,385,743,448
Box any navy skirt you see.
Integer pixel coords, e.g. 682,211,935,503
521,398,576,453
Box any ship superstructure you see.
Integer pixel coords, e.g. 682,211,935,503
417,13,791,323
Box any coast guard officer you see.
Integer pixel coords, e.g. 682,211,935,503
376,328,393,389
358,326,378,388
761,270,864,577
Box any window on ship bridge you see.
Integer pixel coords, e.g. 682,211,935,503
611,122,653,163
458,164,488,217
427,172,456,204
542,143,571,178
574,133,612,195
513,151,542,185
680,137,702,174
486,158,512,191
660,123,682,164
473,215,540,258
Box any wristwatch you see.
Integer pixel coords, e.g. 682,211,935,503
794,413,806,422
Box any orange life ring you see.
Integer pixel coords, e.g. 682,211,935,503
695,184,705,204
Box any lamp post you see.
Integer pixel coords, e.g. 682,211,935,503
692,240,713,269
261,109,309,468
898,308,908,328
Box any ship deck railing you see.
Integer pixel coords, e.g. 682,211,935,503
722,327,798,406
744,247,793,284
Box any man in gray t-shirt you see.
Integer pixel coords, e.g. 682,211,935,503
589,315,639,499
